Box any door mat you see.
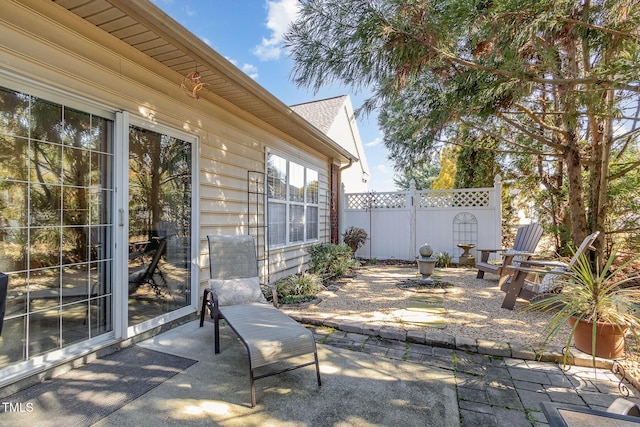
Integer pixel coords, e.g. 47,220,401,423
0,346,197,427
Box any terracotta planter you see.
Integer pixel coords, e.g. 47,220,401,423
569,317,628,359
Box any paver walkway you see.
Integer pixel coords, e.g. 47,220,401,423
308,325,640,427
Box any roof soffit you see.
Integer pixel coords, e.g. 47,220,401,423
45,0,355,163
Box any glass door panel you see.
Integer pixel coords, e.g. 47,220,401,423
127,125,192,326
0,87,114,369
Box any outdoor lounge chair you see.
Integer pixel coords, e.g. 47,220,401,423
128,237,168,296
199,234,321,407
500,231,600,309
476,223,544,288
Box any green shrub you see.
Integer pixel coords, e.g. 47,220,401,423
307,243,357,279
275,272,325,304
435,251,451,268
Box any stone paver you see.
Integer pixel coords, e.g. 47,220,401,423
306,323,640,426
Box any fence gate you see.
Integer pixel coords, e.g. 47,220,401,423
341,176,503,262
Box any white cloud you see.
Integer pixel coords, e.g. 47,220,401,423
242,63,259,80
253,0,300,61
226,57,260,80
184,5,196,17
366,136,383,147
376,164,390,174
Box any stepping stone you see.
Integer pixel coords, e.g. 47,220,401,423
409,295,443,303
399,311,447,328
407,301,446,312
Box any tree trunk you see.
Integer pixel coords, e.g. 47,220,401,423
565,138,589,248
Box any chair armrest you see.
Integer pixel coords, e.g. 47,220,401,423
509,264,572,276
477,249,504,263
211,289,220,310
519,259,569,269
502,251,536,262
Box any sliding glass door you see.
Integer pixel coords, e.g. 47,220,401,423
0,86,196,374
0,87,114,369
127,125,193,326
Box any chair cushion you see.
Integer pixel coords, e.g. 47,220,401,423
538,267,566,293
209,277,267,306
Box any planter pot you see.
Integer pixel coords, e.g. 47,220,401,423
569,317,628,359
417,258,436,278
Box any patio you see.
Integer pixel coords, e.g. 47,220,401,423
2,318,638,426
3,265,640,426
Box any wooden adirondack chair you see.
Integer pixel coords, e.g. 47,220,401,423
476,223,544,288
500,231,600,309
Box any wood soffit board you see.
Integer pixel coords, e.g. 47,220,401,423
48,0,355,163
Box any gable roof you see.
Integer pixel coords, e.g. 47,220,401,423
290,95,349,134
44,0,356,163
291,95,370,183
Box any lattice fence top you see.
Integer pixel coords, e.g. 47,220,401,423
346,189,491,210
346,192,407,210
420,190,490,208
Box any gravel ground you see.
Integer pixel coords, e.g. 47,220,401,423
282,264,640,390
281,264,571,348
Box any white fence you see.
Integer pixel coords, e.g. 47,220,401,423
341,176,503,262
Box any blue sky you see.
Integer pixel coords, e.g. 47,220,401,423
152,0,397,191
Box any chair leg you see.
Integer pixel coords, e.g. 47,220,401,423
250,368,256,407
214,306,220,354
497,273,510,289
501,270,527,309
315,352,322,387
199,289,210,327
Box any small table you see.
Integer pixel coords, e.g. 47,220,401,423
541,402,640,426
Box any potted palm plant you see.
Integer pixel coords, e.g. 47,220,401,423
528,247,640,364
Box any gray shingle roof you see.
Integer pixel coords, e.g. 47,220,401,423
290,95,348,134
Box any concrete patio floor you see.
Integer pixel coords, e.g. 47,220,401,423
97,320,640,426
96,320,459,426
2,317,640,426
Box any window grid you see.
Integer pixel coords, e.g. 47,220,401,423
267,153,319,247
0,87,114,367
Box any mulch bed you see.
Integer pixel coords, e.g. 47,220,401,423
396,278,456,293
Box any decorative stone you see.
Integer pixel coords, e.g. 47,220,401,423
419,244,434,258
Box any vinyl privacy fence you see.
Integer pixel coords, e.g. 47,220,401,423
341,176,503,262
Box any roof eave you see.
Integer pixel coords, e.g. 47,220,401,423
107,0,357,164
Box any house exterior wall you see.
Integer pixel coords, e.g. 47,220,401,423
2,0,335,281
325,101,370,193
0,0,340,384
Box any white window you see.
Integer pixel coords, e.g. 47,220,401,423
267,153,319,247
